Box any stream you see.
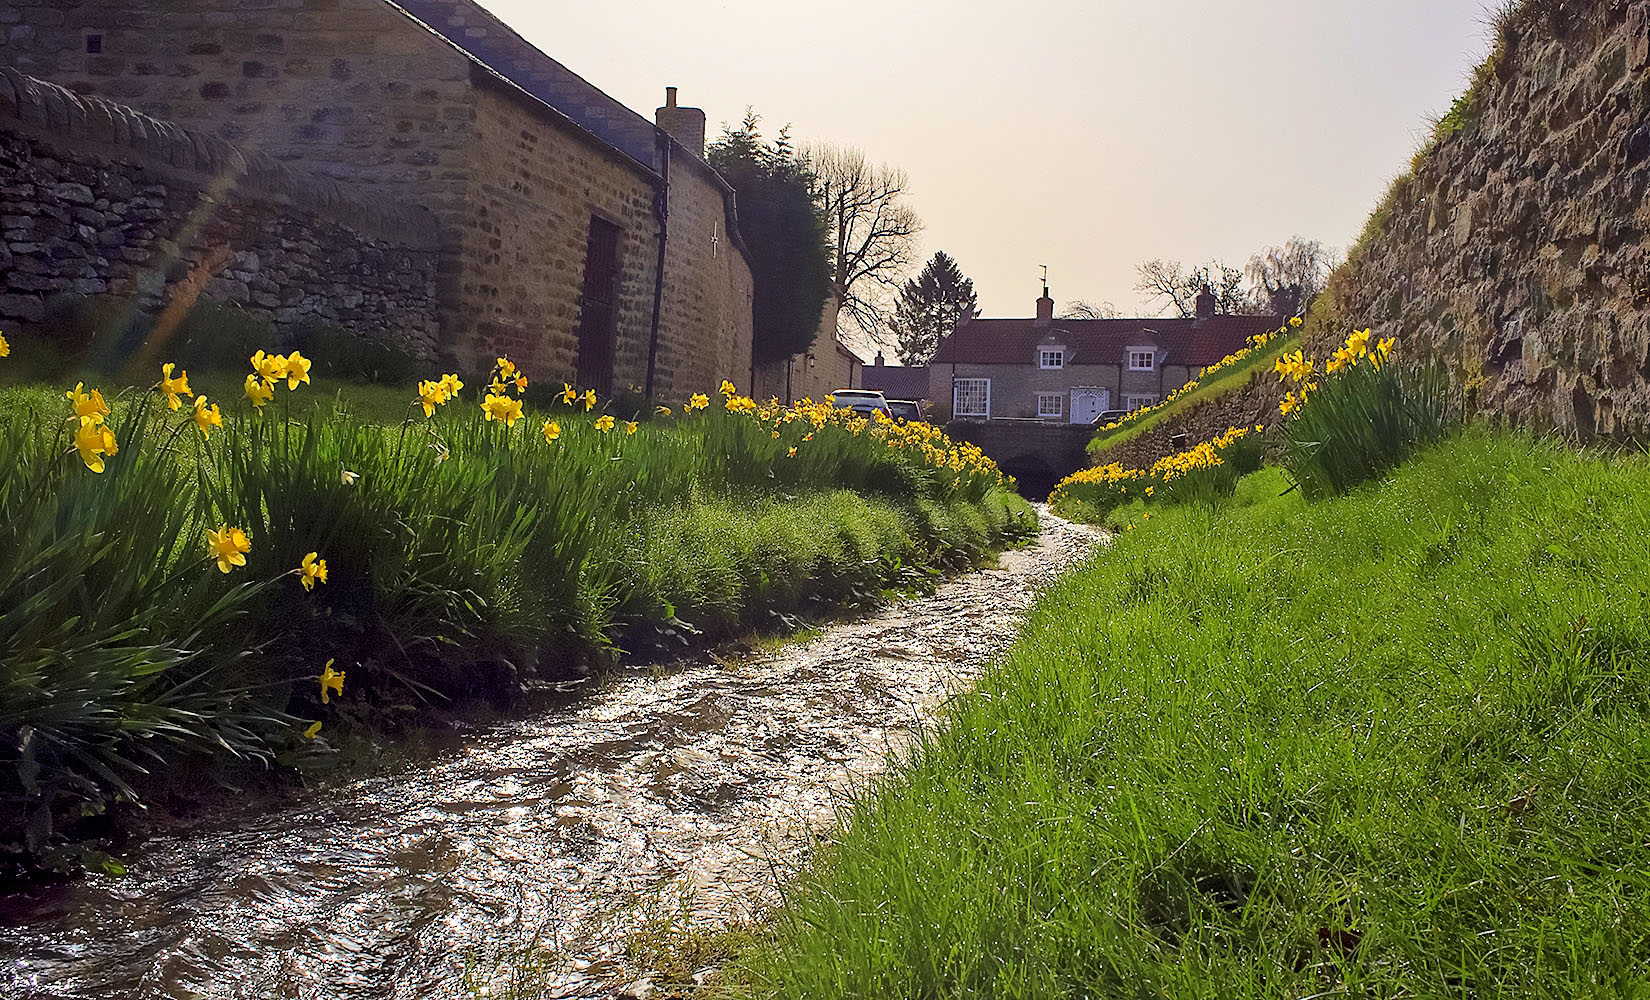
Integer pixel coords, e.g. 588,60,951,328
1,512,1099,999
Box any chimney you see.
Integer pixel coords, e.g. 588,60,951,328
1034,283,1055,326
1195,283,1216,321
874,351,885,367
655,86,707,157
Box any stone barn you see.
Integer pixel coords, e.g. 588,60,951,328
0,0,754,398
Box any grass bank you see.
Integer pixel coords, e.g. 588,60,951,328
0,341,1032,875
726,430,1650,996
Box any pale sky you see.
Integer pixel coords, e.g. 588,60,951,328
478,0,1494,332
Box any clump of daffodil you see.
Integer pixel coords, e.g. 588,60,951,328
190,395,224,438
542,419,560,443
206,524,251,574
487,356,527,396
480,391,523,427
416,372,465,417
319,658,345,705
687,392,709,411
594,414,616,433
158,363,192,410
251,349,288,385
299,551,328,592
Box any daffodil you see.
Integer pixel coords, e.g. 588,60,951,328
1289,316,1304,328
0,329,9,357
432,441,450,463
561,383,578,405
542,419,560,442
66,382,110,425
340,467,360,486
159,363,192,410
496,356,517,378
787,446,798,457
687,393,709,411
1280,391,1300,417
244,373,275,408
439,373,465,396
72,416,117,473
624,420,638,435
481,392,523,426
251,350,287,384
279,350,311,389
719,379,737,397
1346,328,1372,357
303,721,323,739
206,524,251,574
190,395,223,438
514,373,528,393
582,389,597,412
418,379,446,418
319,658,345,705
299,551,328,592
655,405,671,417
594,414,615,432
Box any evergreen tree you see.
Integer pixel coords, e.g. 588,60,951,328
707,112,832,364
890,251,978,365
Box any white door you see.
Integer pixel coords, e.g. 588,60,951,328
1070,387,1108,424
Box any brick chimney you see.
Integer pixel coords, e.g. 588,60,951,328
874,351,885,366
1034,283,1054,326
1195,283,1216,321
655,86,706,157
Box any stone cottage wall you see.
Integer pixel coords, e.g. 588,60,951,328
1328,0,1650,436
0,68,441,354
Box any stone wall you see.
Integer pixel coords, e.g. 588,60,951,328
0,68,441,353
752,295,858,402
1329,0,1650,436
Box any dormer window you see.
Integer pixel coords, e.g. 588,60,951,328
1039,349,1065,369
1128,348,1156,371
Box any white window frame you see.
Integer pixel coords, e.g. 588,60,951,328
953,378,991,418
1124,394,1159,411
1037,393,1064,419
1127,347,1156,371
1038,348,1065,370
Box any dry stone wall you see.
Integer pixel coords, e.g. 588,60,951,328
1331,0,1650,437
0,68,441,354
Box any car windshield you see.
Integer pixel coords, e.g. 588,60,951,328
888,402,920,419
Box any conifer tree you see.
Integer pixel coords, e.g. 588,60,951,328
890,251,978,365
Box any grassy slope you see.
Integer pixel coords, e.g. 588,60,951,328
727,430,1650,997
1088,334,1299,456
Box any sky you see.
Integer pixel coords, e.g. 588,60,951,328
477,0,1496,333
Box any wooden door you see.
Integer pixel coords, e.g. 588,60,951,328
575,215,620,395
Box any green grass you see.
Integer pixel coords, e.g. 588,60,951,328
724,430,1650,997
1088,335,1298,456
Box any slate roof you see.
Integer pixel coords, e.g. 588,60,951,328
862,365,931,400
388,0,661,171
932,314,1282,369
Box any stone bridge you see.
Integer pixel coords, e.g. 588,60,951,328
945,419,1095,498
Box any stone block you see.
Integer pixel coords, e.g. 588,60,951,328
0,293,44,322
45,181,94,206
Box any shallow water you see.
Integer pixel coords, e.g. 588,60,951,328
0,513,1099,999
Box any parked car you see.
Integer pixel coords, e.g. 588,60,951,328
1090,408,1131,427
828,389,892,417
886,399,926,423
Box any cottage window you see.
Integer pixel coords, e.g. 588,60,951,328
953,378,991,418
1128,349,1156,371
1039,349,1065,369
1124,394,1159,411
1037,393,1064,419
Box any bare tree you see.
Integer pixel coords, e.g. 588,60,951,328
1135,260,1253,317
1247,237,1338,318
1059,299,1120,320
802,144,923,343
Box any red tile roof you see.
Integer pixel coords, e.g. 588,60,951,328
932,314,1283,369
861,365,931,400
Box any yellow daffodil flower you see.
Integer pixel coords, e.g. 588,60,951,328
1280,391,1300,417
319,658,345,705
770,430,781,439
514,374,528,393
300,551,328,592
0,329,9,357
655,405,671,416
418,379,446,418
687,393,709,411
787,446,798,457
594,414,615,432
159,363,192,410
432,441,450,463
1289,316,1304,328
561,383,578,405
1345,328,1372,357
206,524,251,574
303,721,323,740
72,416,117,473
66,382,110,425
244,373,275,409
480,392,523,427
719,379,737,397
251,349,288,384
582,389,597,412
190,395,223,438
496,356,517,378
279,350,311,390
439,373,465,396
542,419,560,442
624,420,638,435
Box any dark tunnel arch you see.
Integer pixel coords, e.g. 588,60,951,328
999,454,1060,500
